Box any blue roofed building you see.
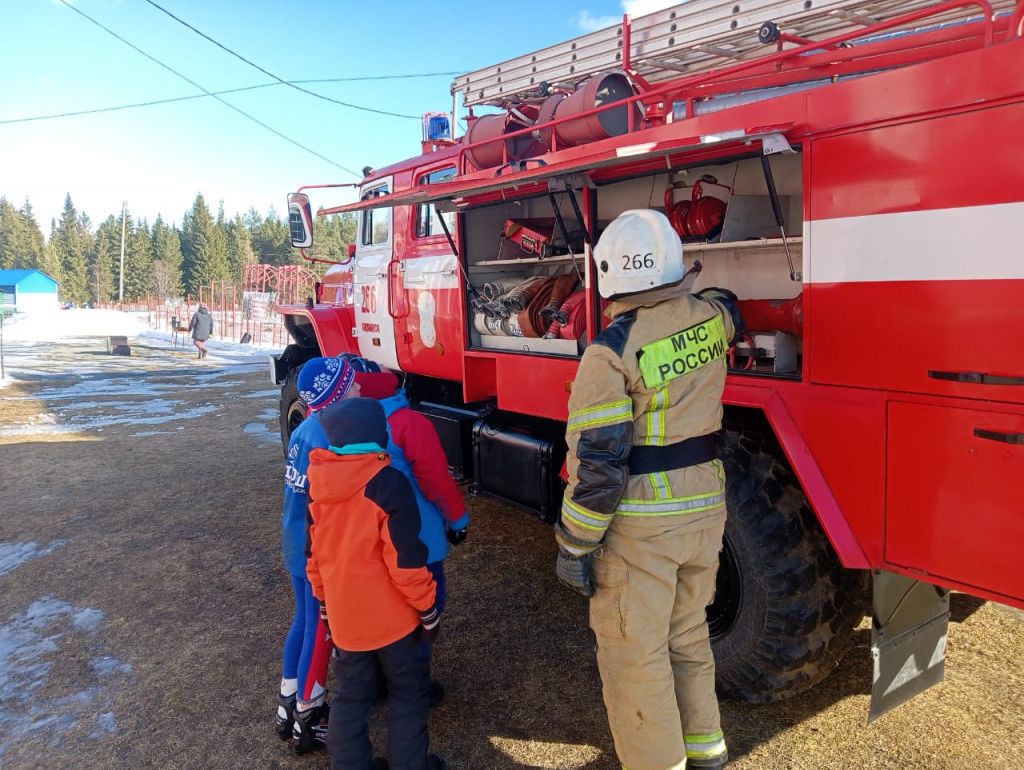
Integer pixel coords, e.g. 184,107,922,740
0,269,60,315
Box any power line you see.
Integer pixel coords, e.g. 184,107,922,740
56,0,360,177
144,0,420,120
0,72,464,127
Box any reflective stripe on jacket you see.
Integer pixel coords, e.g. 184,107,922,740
558,289,736,551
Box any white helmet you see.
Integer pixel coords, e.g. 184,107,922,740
593,209,684,299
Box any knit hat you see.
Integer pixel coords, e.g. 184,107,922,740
319,398,389,453
297,357,356,412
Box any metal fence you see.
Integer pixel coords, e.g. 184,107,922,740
98,264,319,349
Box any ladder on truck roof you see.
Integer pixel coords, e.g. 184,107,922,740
453,0,1016,107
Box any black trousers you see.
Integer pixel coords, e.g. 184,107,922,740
328,630,430,770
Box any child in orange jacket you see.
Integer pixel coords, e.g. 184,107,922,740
307,397,447,770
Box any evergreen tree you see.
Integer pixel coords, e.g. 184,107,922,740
0,198,20,270
53,194,91,304
151,215,183,298
211,201,230,284
182,193,228,295
124,215,153,300
40,218,64,287
251,206,291,266
18,199,45,269
226,214,255,283
90,215,120,303
0,198,46,271
243,207,263,231
312,213,357,263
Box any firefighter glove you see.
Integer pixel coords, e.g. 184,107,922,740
556,547,595,598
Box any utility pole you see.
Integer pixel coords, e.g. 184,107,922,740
118,200,127,302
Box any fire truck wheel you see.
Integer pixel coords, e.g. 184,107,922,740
278,367,308,454
710,413,869,702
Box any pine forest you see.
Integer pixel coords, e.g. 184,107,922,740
0,193,357,304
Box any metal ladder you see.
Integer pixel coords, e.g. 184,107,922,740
453,0,1015,107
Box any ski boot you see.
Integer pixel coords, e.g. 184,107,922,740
275,692,295,740
292,701,330,755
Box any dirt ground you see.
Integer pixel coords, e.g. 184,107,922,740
0,340,1021,770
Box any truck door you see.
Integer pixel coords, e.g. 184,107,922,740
353,178,401,370
392,165,464,382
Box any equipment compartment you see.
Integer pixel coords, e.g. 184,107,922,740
596,152,806,377
462,194,588,357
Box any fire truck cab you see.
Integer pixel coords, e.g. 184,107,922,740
277,0,1024,717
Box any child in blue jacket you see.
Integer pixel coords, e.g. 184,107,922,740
278,356,361,754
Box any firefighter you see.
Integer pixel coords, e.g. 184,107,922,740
555,209,743,770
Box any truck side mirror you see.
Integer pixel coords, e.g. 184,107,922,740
287,192,314,249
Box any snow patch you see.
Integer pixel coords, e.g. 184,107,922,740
91,711,118,736
243,407,279,445
72,608,104,633
0,598,129,755
243,388,280,399
90,656,133,677
244,423,279,444
0,403,217,438
0,541,67,577
139,329,281,362
2,309,149,343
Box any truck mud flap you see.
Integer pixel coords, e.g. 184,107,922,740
869,569,950,722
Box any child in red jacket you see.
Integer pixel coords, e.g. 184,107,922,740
307,398,447,770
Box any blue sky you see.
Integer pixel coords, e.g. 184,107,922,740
0,0,669,230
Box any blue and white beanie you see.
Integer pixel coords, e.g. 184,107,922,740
298,357,356,413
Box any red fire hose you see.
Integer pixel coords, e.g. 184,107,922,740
736,294,803,338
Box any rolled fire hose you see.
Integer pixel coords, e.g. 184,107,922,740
539,275,579,321
476,276,583,339
544,290,586,340
500,276,547,314
517,275,568,338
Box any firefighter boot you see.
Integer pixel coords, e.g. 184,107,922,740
686,747,729,769
291,702,329,755
275,692,295,740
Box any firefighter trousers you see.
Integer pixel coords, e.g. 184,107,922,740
590,512,726,770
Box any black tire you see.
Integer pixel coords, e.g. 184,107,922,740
708,412,869,702
279,367,308,454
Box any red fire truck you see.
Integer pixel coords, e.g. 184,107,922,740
275,0,1024,717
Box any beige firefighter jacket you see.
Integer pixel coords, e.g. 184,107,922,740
557,287,737,554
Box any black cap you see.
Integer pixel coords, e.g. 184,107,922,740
318,397,389,450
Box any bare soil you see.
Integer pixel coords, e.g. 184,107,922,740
0,341,1021,769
